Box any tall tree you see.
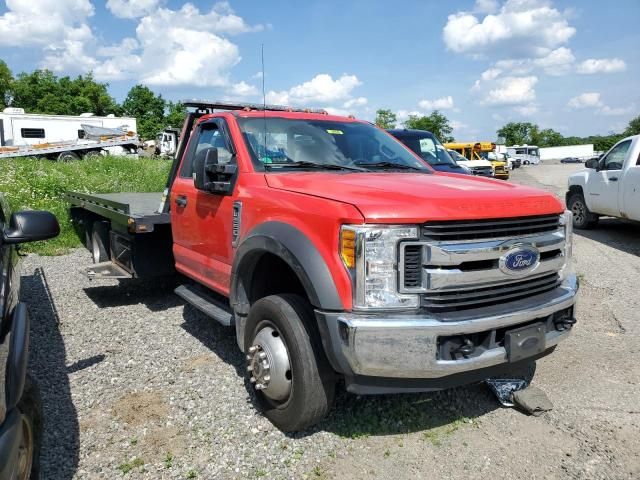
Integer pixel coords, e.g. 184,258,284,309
403,110,454,142
0,60,13,109
165,101,187,129
122,85,166,139
535,128,564,147
374,109,397,129
623,115,640,137
497,122,539,145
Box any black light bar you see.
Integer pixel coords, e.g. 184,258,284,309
181,99,327,114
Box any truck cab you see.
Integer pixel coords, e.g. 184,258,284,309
566,135,640,228
68,101,578,431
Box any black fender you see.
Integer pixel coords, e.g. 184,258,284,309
230,222,344,313
566,185,584,205
5,302,29,411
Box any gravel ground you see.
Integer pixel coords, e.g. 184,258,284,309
21,164,640,479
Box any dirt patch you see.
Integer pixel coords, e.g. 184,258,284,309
140,426,187,461
182,353,216,372
113,391,169,426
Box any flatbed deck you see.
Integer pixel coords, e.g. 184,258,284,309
66,191,170,232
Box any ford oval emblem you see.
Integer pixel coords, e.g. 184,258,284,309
500,246,540,275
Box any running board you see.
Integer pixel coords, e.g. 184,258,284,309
174,284,234,326
83,262,133,280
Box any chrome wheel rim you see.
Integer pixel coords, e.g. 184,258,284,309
571,200,586,224
247,325,292,402
17,415,34,480
92,236,101,263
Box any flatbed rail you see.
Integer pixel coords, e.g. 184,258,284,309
66,191,169,233
0,136,140,159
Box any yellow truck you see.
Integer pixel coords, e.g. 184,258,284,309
444,142,509,180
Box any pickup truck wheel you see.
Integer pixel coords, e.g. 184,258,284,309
568,193,598,229
91,221,110,263
244,294,335,431
16,376,42,480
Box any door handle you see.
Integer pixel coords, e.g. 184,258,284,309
175,195,188,207
610,177,618,182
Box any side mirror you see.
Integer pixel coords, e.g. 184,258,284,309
585,158,599,169
193,147,237,195
193,147,218,191
3,210,60,245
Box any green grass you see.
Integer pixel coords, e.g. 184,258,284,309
0,156,171,255
117,457,144,474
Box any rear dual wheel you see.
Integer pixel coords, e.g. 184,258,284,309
244,294,335,432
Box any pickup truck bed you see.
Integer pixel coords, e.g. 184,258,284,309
66,191,170,232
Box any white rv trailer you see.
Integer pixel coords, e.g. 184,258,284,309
0,108,139,160
0,108,137,146
507,145,541,165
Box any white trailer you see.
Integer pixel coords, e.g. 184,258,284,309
0,108,139,160
0,108,136,147
539,144,594,161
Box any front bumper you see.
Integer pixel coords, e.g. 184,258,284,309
316,273,578,388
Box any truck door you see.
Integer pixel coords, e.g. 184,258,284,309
588,139,632,217
621,140,640,221
170,118,238,296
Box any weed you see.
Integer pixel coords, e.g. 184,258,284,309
118,457,144,474
164,453,174,469
422,430,442,446
312,465,326,478
186,470,198,479
255,469,267,477
384,449,391,458
130,438,137,446
0,156,171,255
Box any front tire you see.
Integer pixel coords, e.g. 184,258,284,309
17,376,42,480
244,294,335,431
568,193,598,229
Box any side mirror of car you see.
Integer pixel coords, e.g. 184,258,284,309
3,210,60,245
193,147,237,195
584,158,599,169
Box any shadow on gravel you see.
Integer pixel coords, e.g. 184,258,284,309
21,268,79,480
83,276,183,312
179,303,502,440
575,219,640,257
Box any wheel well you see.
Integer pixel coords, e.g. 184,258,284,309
566,185,583,204
246,253,306,305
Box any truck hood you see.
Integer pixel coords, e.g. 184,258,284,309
265,172,563,222
457,159,493,168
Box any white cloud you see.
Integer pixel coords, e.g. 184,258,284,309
443,0,576,57
266,74,362,106
481,68,502,81
493,47,575,76
450,120,468,131
0,0,94,47
418,95,455,110
396,110,425,123
514,104,539,116
568,92,602,109
343,97,368,108
474,0,499,14
599,105,634,116
576,58,626,74
323,107,350,117
227,81,259,97
483,76,538,105
106,0,162,19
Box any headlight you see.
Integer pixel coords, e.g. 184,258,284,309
560,210,573,260
340,225,419,310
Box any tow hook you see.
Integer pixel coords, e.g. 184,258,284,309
554,315,577,331
451,338,475,359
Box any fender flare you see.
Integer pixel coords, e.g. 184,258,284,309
230,222,344,313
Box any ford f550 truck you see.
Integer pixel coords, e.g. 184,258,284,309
567,134,640,228
67,101,578,431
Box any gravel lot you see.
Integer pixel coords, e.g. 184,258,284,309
21,164,639,479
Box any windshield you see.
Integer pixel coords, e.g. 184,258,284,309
394,132,457,166
237,118,431,172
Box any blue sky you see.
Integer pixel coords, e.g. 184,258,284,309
0,0,638,140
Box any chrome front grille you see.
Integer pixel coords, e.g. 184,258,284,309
399,214,567,311
421,272,560,311
470,166,493,177
421,214,560,242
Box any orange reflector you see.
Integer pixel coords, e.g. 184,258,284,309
340,229,356,269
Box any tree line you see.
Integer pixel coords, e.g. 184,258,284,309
0,61,185,140
375,107,640,151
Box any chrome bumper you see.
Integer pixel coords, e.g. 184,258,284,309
326,273,578,379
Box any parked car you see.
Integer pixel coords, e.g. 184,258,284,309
567,135,640,228
560,157,583,164
0,196,60,480
386,129,470,174
68,100,578,431
446,149,495,177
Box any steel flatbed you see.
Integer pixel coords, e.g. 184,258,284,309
66,191,169,233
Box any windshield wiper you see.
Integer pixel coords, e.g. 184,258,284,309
355,160,424,171
264,161,366,172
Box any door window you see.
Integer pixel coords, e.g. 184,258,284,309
601,140,631,171
180,122,234,177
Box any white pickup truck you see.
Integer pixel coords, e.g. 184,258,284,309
566,134,640,228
